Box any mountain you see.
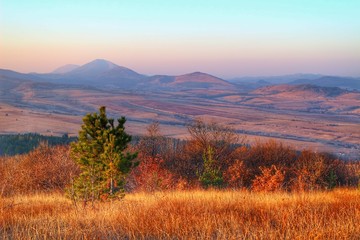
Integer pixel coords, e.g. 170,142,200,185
52,64,79,74
0,60,234,91
60,59,145,88
3,59,358,91
173,72,233,88
145,72,234,90
290,76,360,90
17,59,146,88
66,59,138,78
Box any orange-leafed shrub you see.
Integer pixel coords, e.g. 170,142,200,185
223,141,296,189
292,150,330,191
0,143,79,196
291,150,357,191
223,146,252,188
252,165,285,192
245,140,297,170
224,159,251,189
127,155,182,192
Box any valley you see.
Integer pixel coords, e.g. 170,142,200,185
0,59,359,159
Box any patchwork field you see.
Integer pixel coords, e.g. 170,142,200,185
1,80,359,158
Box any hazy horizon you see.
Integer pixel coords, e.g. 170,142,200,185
1,0,359,78
2,58,359,80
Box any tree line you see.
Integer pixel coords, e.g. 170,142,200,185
0,133,76,156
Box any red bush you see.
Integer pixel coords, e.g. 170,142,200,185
127,155,186,192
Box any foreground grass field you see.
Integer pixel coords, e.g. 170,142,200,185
1,189,359,239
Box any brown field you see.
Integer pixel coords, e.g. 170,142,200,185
1,189,359,239
1,80,360,158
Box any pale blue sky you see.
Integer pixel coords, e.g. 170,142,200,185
1,0,359,77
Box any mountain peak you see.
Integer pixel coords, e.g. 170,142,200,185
177,72,230,84
188,71,206,75
60,59,144,87
90,58,114,64
65,59,122,76
81,59,119,71
183,72,217,78
169,71,233,89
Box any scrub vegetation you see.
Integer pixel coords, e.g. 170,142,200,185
0,107,359,239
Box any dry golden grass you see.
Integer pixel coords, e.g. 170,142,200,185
1,189,359,239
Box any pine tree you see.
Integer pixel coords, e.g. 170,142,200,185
198,146,224,188
68,106,137,205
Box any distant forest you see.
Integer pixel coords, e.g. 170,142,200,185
0,133,77,156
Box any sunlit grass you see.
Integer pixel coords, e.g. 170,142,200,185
1,189,359,239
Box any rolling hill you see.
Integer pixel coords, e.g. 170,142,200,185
240,84,360,116
252,84,350,97
229,74,360,91
145,72,234,90
290,76,360,90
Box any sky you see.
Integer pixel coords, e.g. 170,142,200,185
1,0,360,78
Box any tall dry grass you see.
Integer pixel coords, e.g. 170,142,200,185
1,189,359,239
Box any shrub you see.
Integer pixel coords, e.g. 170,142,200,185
224,159,250,189
252,165,285,192
0,143,79,196
127,155,179,192
175,119,241,182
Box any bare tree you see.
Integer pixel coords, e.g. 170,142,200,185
187,118,243,166
137,121,166,158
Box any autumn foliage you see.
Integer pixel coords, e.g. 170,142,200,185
0,120,359,239
129,120,359,192
127,155,177,192
0,143,79,196
0,120,359,197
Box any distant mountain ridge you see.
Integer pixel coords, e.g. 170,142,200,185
0,59,236,90
1,59,359,91
289,76,360,90
52,64,80,74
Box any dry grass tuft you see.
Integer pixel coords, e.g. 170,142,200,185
1,189,359,239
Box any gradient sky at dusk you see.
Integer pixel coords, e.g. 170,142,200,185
1,0,359,78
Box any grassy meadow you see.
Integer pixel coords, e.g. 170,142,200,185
1,189,359,239
1,122,359,239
